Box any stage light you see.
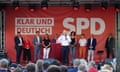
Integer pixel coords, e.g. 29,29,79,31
0,3,5,11
72,1,80,11
12,1,20,11
30,8,35,12
115,3,120,12
85,4,91,12
41,0,48,10
29,4,36,12
73,7,79,11
101,1,108,11
14,6,19,11
116,8,120,12
86,8,91,12
102,7,106,11
42,7,47,11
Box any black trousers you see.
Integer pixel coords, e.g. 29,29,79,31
16,46,22,63
106,48,114,58
23,48,31,61
62,46,69,65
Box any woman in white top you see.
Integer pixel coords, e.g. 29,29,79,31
79,34,87,59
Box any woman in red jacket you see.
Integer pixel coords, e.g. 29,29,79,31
23,36,31,63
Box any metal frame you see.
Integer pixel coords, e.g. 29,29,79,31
116,12,120,72
0,0,120,6
0,11,5,51
2,11,5,50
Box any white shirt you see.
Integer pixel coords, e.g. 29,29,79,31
19,37,23,46
57,35,71,46
79,38,87,46
90,38,93,46
37,36,40,43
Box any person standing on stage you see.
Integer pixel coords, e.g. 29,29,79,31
33,31,42,61
105,33,115,58
57,30,71,65
52,33,59,43
43,34,51,59
87,34,97,62
79,34,87,59
14,31,23,64
70,31,77,64
23,36,31,63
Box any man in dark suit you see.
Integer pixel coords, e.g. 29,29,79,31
105,33,115,58
87,34,97,62
33,31,42,62
14,32,23,64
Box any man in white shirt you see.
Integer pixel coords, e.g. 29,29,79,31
57,30,71,65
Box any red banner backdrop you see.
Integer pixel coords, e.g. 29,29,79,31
5,6,115,62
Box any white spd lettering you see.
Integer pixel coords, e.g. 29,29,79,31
63,18,105,35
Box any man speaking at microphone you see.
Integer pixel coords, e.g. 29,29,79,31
57,30,71,65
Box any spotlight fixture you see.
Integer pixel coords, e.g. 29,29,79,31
72,1,80,11
41,0,48,10
85,4,92,12
29,4,36,12
101,1,108,10
0,3,6,11
42,7,47,11
12,1,20,11
115,3,120,12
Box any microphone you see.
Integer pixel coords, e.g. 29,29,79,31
65,34,67,40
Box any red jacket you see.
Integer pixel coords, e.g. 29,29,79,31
23,39,31,49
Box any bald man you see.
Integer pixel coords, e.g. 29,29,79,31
57,30,71,65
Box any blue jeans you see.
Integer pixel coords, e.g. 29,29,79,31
34,45,41,61
70,45,76,63
62,46,69,65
